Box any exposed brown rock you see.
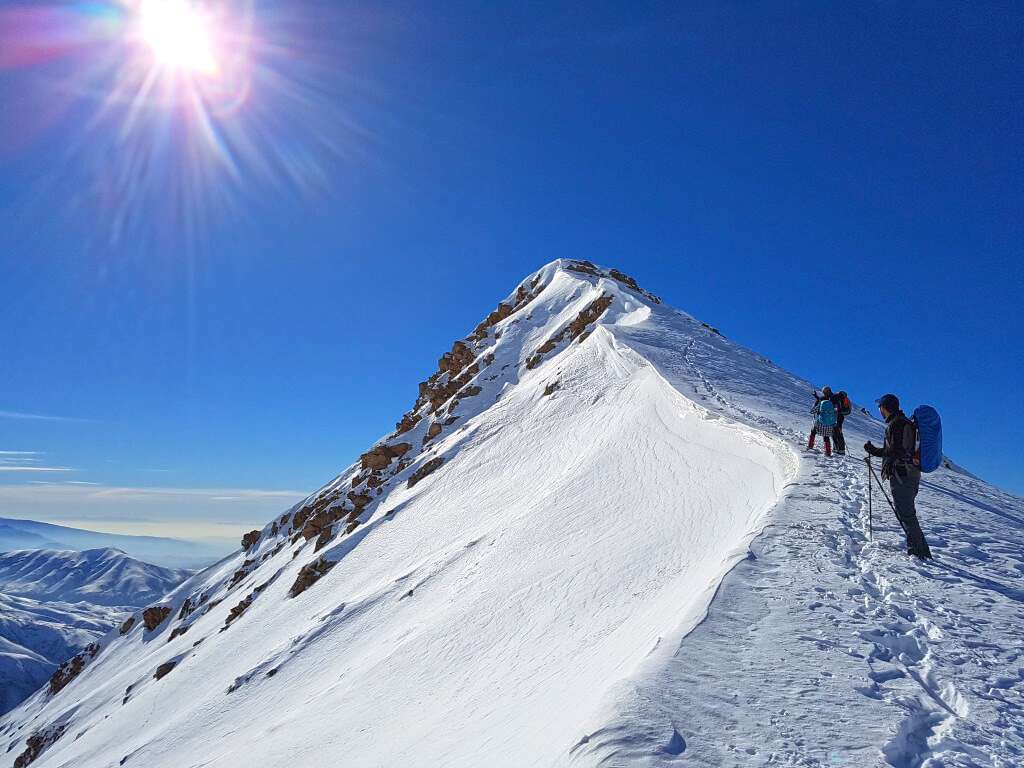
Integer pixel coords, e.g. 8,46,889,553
565,260,600,276
544,381,560,396
48,643,99,695
359,442,413,471
347,491,372,510
142,606,172,632
225,595,254,626
438,341,476,377
408,457,444,488
315,529,333,551
423,422,443,444
301,506,344,541
153,661,176,680
345,520,361,534
292,505,313,531
289,556,338,597
394,410,422,436
241,530,261,550
229,560,255,588
460,385,482,398
119,616,136,635
14,725,66,768
168,624,190,642
567,294,613,340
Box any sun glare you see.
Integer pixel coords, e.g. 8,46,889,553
139,0,218,75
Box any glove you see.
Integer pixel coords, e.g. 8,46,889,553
863,441,875,454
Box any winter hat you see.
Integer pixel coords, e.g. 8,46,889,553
876,393,900,413
822,386,833,398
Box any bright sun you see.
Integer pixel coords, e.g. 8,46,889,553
139,0,218,76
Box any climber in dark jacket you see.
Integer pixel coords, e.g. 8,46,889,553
864,394,932,559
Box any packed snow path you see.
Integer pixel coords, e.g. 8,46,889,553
574,319,1024,767
2,261,1021,768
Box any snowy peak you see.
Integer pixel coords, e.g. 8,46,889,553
0,549,191,608
4,260,1018,768
0,260,797,767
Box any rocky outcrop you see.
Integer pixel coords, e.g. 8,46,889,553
142,606,172,632
229,561,255,588
544,380,560,396
565,260,661,304
241,530,261,550
527,294,613,369
408,457,444,488
469,277,543,341
289,556,337,598
119,616,136,635
394,410,422,436
153,661,176,680
301,507,344,542
423,422,443,444
13,724,66,768
438,341,475,377
567,294,613,341
48,642,100,695
359,442,412,471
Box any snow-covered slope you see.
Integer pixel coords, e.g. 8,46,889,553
0,595,123,717
2,261,1022,768
0,549,190,608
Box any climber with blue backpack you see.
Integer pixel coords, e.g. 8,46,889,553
807,387,838,457
864,393,936,559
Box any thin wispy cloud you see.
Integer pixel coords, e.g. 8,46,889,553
0,450,41,455
0,409,92,422
0,483,306,502
0,466,75,472
0,482,309,532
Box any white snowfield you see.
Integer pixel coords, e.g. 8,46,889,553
2,261,1022,768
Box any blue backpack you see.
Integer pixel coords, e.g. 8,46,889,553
913,405,943,473
817,399,837,427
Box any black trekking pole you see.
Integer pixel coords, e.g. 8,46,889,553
866,458,908,538
865,457,872,540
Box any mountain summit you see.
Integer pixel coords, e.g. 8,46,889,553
2,261,1022,768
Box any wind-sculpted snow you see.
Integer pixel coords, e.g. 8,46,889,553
570,305,1024,767
2,260,1021,768
0,549,191,608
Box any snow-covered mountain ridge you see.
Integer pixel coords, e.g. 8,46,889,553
2,260,1022,768
0,549,191,608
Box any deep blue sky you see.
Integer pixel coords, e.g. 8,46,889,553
1,0,1021,539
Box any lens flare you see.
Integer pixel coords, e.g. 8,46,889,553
0,1,363,247
139,0,218,76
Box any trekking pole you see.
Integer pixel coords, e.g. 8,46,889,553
865,457,872,540
866,459,908,538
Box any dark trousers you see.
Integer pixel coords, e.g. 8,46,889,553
833,414,846,454
889,467,932,558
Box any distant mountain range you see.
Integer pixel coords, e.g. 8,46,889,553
0,548,193,716
0,548,192,608
0,593,124,716
0,518,231,569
